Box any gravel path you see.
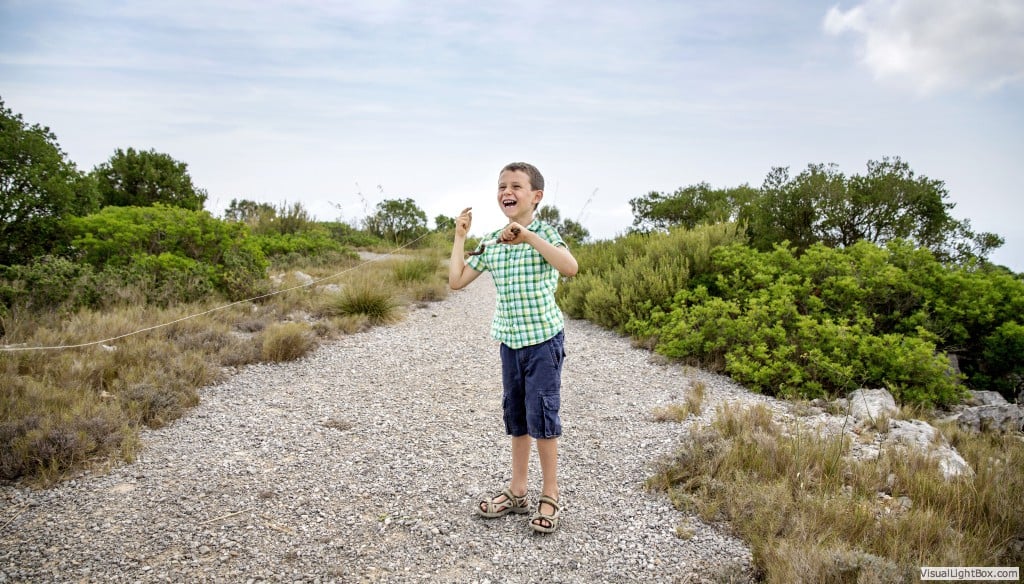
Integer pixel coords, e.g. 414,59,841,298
1,273,765,583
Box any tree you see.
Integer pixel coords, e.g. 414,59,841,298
434,214,456,232
630,183,754,233
634,157,1003,265
536,205,562,226
92,147,207,210
363,198,428,244
744,165,832,252
223,198,276,225
537,205,590,245
0,97,98,265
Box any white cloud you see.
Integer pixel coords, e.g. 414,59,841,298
824,0,1024,94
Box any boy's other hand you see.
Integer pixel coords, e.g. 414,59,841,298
456,207,472,238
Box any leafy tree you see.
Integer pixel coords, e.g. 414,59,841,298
434,214,456,232
560,218,590,246
630,183,742,232
744,165,834,252
822,157,957,251
0,97,98,265
363,198,428,244
92,147,207,210
632,157,1002,264
537,205,590,245
259,201,315,236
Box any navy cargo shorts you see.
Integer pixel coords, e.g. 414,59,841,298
499,330,565,439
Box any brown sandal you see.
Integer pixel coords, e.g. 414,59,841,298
530,495,561,533
477,488,529,518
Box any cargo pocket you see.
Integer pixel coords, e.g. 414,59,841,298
541,394,562,438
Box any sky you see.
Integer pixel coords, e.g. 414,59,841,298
2,0,1022,271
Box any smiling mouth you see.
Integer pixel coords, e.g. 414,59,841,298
502,199,517,208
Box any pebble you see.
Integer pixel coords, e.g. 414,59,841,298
0,273,762,583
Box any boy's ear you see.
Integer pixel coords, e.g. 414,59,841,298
531,189,544,208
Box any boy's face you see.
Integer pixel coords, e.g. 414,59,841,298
497,169,543,221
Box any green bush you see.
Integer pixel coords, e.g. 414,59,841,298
566,232,1024,406
69,204,268,300
557,222,744,331
253,229,348,259
638,241,967,405
127,253,217,305
979,321,1024,396
0,255,101,312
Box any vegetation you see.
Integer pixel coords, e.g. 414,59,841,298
630,157,1003,265
92,147,207,211
0,246,450,484
648,404,1024,582
537,205,591,246
68,204,269,301
652,378,706,422
363,197,429,244
560,228,1022,407
0,98,99,266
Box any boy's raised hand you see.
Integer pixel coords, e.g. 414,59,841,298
456,207,472,238
500,223,525,244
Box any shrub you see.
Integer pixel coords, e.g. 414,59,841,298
0,255,101,312
69,204,268,300
617,239,996,406
253,230,345,258
322,222,387,248
557,222,744,332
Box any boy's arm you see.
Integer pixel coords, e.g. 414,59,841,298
449,207,483,290
501,223,579,277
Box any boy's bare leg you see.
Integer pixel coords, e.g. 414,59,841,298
481,434,532,512
535,437,559,527
510,434,531,496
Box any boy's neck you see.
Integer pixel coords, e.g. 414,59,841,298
510,210,534,226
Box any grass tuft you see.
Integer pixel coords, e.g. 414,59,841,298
321,278,401,326
261,322,317,362
653,381,706,422
390,256,440,284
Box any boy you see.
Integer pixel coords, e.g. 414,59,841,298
448,162,578,533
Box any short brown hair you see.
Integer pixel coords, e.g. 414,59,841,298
500,162,544,191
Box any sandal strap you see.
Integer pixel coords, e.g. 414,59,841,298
501,487,528,507
536,495,560,512
483,488,526,513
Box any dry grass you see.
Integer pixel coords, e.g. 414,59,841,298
653,381,706,422
0,248,450,485
647,404,1024,583
261,322,317,362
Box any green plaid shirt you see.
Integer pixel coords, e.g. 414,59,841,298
466,219,566,349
